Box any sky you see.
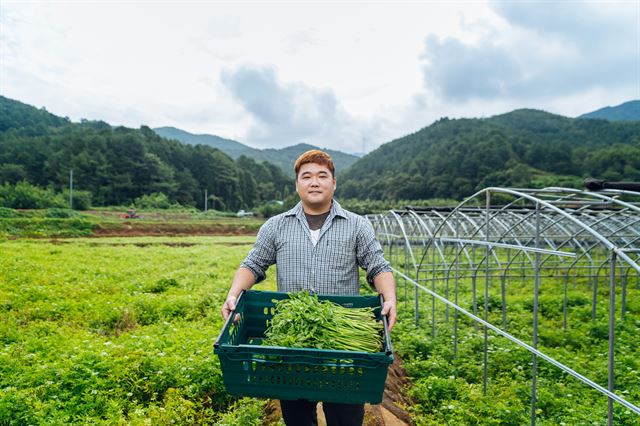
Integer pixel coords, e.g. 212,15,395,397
1,1,639,154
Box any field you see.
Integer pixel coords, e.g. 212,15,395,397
0,208,263,238
0,235,275,424
390,247,640,425
1,226,639,424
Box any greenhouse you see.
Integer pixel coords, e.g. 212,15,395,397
368,187,640,425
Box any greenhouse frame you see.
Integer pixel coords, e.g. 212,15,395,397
368,187,640,425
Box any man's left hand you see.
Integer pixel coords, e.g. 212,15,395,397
380,300,396,332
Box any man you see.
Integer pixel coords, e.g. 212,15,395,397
221,149,396,426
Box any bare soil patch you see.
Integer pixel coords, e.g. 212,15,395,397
82,241,251,248
87,241,199,247
93,221,259,237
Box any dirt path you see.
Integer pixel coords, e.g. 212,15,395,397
316,403,410,426
264,357,413,426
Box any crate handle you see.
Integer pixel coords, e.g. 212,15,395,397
214,290,245,349
379,295,394,356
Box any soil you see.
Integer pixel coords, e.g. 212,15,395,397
91,221,259,237
262,356,413,426
48,239,251,247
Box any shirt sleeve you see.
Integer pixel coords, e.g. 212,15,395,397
240,216,278,283
355,217,392,286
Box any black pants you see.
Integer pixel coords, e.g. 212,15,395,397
280,399,364,426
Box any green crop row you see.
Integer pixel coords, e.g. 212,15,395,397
0,236,272,425
2,235,638,424
389,263,640,425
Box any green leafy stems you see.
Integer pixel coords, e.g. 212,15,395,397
262,291,383,353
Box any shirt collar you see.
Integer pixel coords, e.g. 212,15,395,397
284,199,348,220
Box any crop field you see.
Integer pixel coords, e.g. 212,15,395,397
0,209,264,238
390,249,640,425
2,233,639,425
0,235,275,425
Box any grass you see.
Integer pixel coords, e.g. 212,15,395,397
0,235,275,424
390,248,640,425
2,234,638,424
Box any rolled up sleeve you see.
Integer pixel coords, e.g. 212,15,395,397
356,219,392,286
240,217,277,283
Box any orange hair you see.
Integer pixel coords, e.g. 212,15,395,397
294,150,335,177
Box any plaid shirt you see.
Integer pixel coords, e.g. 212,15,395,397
240,200,391,295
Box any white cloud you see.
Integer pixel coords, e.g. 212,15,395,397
283,29,319,55
1,1,637,154
419,1,639,104
221,65,365,151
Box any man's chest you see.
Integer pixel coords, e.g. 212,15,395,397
274,219,358,263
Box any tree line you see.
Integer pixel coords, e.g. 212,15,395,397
337,109,640,200
3,96,639,210
0,96,292,210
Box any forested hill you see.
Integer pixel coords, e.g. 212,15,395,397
261,143,359,177
152,127,251,160
578,100,640,121
0,96,291,209
154,127,360,176
337,109,640,200
4,95,639,208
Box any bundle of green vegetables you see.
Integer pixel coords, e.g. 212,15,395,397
262,291,384,353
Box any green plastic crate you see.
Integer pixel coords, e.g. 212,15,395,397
214,290,393,404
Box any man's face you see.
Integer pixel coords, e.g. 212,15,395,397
295,162,336,210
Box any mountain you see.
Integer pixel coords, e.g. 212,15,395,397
260,143,360,176
153,127,253,159
153,127,360,176
578,100,640,121
0,97,71,131
337,109,640,200
0,96,292,209
5,94,638,207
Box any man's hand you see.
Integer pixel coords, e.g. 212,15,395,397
373,271,397,332
380,300,396,332
221,268,257,320
221,295,237,320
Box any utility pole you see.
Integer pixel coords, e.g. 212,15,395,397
69,169,73,209
204,188,208,212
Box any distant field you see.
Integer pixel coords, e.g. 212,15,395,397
0,209,264,238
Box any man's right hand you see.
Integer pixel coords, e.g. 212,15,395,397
221,295,237,320
221,268,257,320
